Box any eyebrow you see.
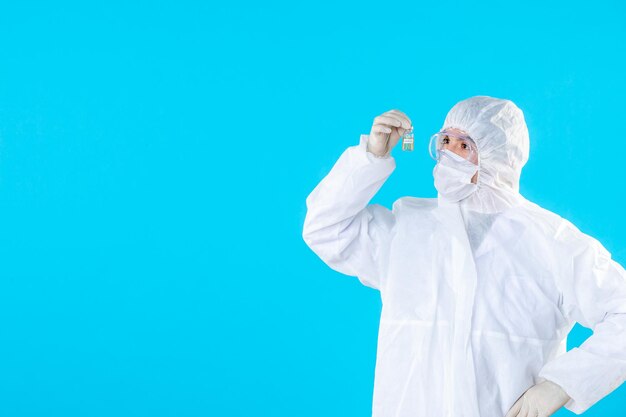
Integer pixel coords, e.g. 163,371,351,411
443,136,466,141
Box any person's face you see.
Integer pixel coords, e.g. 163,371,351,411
441,129,479,184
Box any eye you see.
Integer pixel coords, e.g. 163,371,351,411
461,143,468,149
442,136,450,144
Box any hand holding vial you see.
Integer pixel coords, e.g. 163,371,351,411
367,109,413,157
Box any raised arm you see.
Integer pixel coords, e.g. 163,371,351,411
302,133,397,290
302,110,411,290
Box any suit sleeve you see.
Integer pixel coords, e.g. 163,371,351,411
537,218,626,414
302,134,397,290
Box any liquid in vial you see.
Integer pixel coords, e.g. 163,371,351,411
402,128,414,151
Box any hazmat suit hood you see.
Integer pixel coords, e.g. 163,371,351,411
437,95,530,213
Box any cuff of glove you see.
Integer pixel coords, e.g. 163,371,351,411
535,373,589,415
360,134,393,161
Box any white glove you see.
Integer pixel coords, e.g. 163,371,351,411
366,109,412,157
505,380,571,417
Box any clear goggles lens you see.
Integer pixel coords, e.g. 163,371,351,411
428,130,478,164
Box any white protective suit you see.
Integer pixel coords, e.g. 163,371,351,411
302,96,626,417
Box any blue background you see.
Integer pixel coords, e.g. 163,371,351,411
0,1,624,416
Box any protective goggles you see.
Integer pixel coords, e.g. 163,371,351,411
428,129,479,164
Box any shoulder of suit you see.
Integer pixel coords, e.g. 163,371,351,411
513,199,567,238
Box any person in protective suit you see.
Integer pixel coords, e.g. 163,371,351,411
302,96,626,417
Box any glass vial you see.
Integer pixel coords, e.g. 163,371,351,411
402,127,414,151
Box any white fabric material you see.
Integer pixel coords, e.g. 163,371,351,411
302,96,626,417
433,149,479,202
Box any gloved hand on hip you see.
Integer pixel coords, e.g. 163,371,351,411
367,109,412,157
505,380,571,417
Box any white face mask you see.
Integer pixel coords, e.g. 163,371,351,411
433,149,479,202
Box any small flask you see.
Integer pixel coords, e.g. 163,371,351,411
402,127,414,151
